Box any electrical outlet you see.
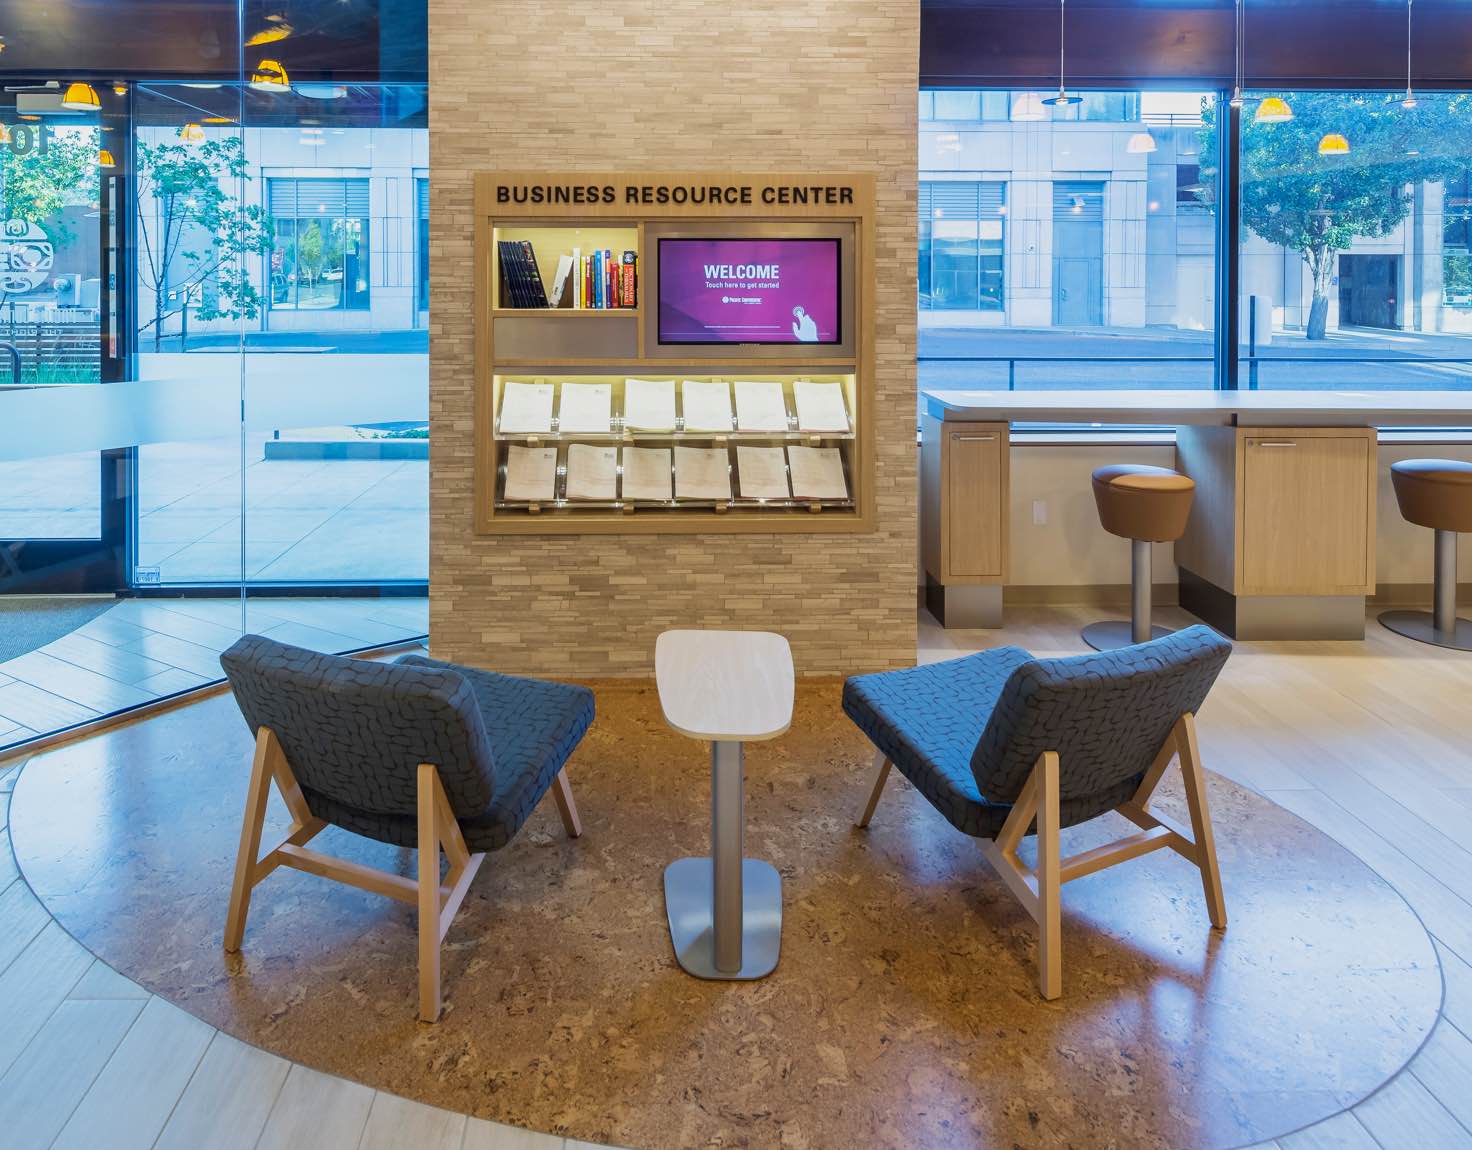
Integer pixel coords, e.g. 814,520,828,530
1032,500,1048,526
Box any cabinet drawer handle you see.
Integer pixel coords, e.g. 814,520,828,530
1255,441,1297,448
953,434,997,442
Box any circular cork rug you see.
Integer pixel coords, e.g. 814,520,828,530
11,684,1440,1150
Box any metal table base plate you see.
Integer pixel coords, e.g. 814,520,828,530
663,857,782,980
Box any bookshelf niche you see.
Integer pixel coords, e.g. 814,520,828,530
473,171,876,535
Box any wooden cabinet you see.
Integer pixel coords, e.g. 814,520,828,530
1176,425,1376,599
1240,434,1373,595
921,416,1008,584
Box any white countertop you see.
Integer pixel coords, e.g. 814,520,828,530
923,389,1472,427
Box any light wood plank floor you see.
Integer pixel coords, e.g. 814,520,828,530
921,605,1472,1150
1,605,1471,1148
0,762,598,1150
0,597,427,754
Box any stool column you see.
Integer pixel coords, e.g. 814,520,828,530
1435,529,1457,636
1132,540,1152,645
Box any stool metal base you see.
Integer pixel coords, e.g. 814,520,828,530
1081,620,1174,652
1378,610,1472,652
664,857,782,980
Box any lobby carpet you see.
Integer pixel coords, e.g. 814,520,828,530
10,682,1440,1150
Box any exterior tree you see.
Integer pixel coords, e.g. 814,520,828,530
135,133,273,350
0,126,98,246
1200,92,1472,339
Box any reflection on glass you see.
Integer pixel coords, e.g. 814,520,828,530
918,89,1216,391
1234,90,1472,389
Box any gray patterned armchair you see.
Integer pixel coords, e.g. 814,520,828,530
844,625,1231,999
219,634,594,1022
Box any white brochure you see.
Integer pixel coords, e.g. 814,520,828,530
557,382,613,433
504,445,558,502
792,380,850,432
565,443,618,501
736,445,791,500
680,379,734,432
621,378,677,431
621,446,673,501
498,381,554,434
786,445,849,500
734,380,790,432
674,445,732,501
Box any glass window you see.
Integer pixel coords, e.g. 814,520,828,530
919,182,1004,312
417,176,430,312
267,178,371,311
918,89,1217,391
932,90,981,121
1236,90,1472,388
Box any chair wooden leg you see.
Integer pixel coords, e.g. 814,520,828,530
1176,713,1228,929
1035,750,1062,1000
856,751,891,828
224,728,277,953
551,767,582,838
417,763,443,1024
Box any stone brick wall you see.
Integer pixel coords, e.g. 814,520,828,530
428,1,918,676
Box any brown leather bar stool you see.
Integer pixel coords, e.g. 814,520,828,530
1380,459,1472,650
1083,464,1196,651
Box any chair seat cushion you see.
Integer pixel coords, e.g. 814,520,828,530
843,648,1032,839
843,648,1147,840
305,657,595,852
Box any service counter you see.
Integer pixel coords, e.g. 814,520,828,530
920,389,1472,639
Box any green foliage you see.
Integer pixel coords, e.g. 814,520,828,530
135,133,274,348
1200,92,1472,337
0,127,98,248
1446,250,1472,303
296,220,325,287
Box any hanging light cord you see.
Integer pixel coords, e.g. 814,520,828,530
1233,0,1245,106
1405,0,1415,105
1058,0,1067,100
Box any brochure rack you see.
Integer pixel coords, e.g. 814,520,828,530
473,171,875,534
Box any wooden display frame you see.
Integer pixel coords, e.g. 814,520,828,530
472,171,877,535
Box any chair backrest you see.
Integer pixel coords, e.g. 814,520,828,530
969,625,1231,804
219,635,497,820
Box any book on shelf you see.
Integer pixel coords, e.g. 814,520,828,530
567,248,637,310
549,254,575,309
497,239,549,309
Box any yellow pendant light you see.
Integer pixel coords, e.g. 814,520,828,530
1318,133,1350,156
112,82,127,96
61,82,100,112
98,148,116,168
179,122,206,143
249,59,291,93
1126,131,1157,154
1254,96,1294,123
245,19,293,47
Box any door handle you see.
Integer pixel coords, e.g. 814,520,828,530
1255,441,1297,448
953,434,996,442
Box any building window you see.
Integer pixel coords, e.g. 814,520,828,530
416,176,429,311
1444,170,1472,309
267,178,371,311
1176,163,1203,205
919,181,1005,312
1237,90,1472,386
919,89,1216,390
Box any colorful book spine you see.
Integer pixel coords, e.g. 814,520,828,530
621,251,637,309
